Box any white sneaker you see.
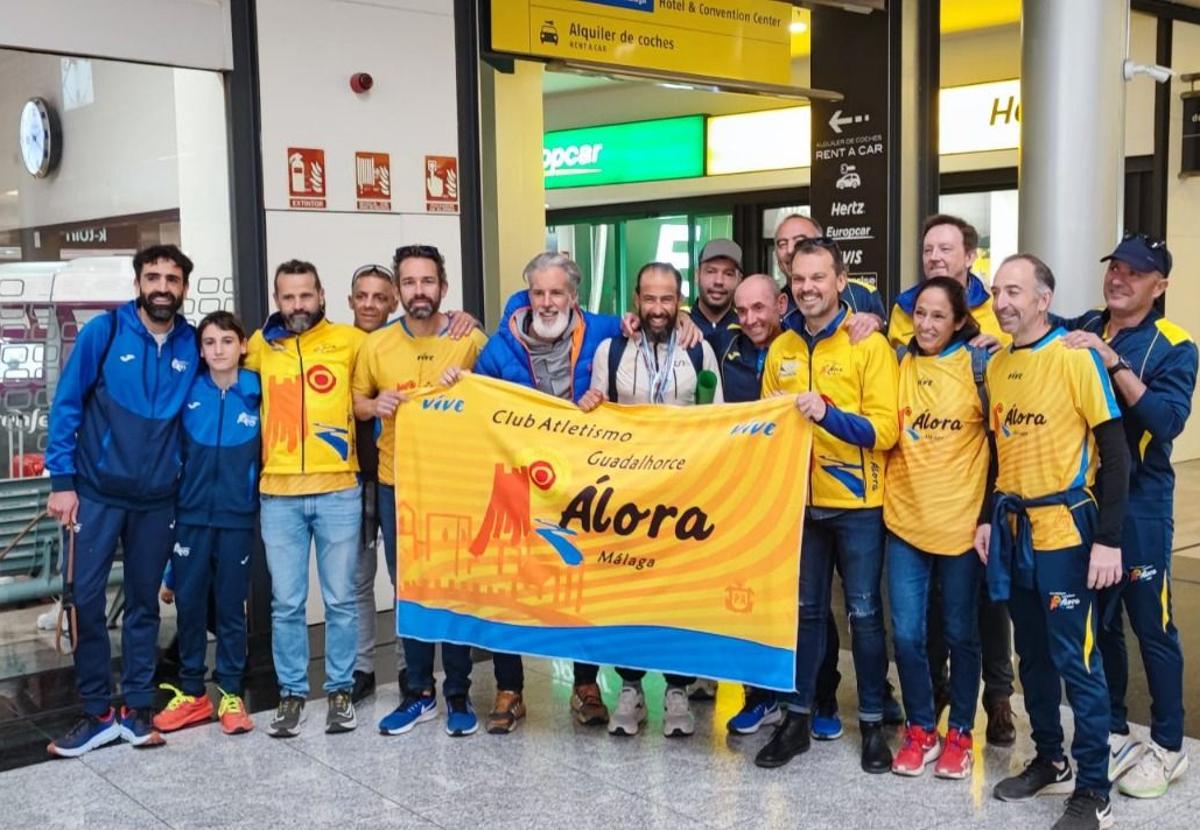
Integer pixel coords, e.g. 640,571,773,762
1117,740,1189,799
663,687,695,738
687,678,717,701
1108,732,1144,781
608,684,647,737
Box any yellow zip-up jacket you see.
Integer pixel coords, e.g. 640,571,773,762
887,272,1010,351
245,314,366,477
762,306,899,509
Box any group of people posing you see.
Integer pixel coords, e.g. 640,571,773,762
40,211,1191,830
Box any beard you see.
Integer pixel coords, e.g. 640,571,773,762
137,291,183,323
531,308,570,341
403,295,440,320
640,314,675,344
284,304,326,334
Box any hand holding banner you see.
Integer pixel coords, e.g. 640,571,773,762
393,374,811,689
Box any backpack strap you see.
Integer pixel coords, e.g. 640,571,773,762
83,309,119,407
968,343,990,414
606,335,628,403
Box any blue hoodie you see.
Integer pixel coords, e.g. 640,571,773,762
46,301,198,510
176,369,261,529
475,290,621,403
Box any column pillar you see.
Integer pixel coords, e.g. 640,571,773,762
1019,0,1128,312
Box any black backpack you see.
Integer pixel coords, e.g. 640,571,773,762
606,335,704,403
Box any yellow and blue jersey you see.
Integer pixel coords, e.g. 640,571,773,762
888,273,1010,351
884,340,990,554
1057,308,1198,519
986,328,1122,550
352,319,488,486
762,305,899,509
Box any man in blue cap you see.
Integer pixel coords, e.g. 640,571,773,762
1059,233,1196,800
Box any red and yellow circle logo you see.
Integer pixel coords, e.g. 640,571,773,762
528,460,556,491
306,364,337,393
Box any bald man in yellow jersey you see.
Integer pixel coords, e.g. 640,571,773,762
884,276,991,781
352,245,487,739
978,254,1129,830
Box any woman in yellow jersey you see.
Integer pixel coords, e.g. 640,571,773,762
884,276,991,780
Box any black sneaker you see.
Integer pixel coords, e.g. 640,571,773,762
326,690,357,734
1052,790,1114,830
860,721,891,774
351,670,376,704
754,710,811,768
268,695,306,738
994,755,1074,802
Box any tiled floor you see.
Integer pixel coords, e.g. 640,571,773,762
4,656,1198,830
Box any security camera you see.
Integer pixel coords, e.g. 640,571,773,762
1123,60,1174,84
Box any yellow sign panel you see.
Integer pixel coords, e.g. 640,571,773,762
939,79,1021,155
490,0,793,86
707,105,812,174
392,374,811,687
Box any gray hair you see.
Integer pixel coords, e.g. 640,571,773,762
1000,253,1056,297
523,251,582,295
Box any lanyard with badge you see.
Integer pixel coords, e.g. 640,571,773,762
637,330,677,404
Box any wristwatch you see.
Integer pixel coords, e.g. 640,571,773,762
1107,355,1133,377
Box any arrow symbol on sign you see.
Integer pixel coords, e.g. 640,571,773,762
829,109,853,134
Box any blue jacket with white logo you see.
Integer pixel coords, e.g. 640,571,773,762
475,290,621,403
47,301,198,509
177,369,261,529
1060,307,1198,518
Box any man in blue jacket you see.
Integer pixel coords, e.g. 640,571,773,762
447,251,621,735
1060,234,1196,799
45,245,199,756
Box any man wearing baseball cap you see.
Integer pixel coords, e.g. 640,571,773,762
690,239,743,339
1059,233,1196,799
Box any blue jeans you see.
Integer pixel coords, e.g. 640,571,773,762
378,484,473,697
781,508,887,721
261,486,361,697
887,533,981,732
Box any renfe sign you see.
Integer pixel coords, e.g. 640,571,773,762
543,115,705,189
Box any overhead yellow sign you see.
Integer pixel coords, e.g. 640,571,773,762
490,0,793,86
392,374,812,688
939,79,1021,155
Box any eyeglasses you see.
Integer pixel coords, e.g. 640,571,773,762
394,244,442,262
352,263,394,281
792,235,843,257
1122,231,1166,250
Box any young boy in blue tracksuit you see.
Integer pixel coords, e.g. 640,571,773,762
153,311,261,736
45,245,198,757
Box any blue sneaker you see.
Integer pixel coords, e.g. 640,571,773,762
445,695,478,737
48,709,122,757
727,698,783,735
379,694,437,735
118,706,165,748
811,707,843,740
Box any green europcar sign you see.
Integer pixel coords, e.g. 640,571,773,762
543,115,705,189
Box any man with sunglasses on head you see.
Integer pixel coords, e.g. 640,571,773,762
1056,234,1195,799
348,260,477,703
353,245,489,738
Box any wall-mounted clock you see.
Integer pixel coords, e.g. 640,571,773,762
19,98,62,178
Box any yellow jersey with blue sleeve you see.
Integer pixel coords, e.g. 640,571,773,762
986,327,1122,550
245,315,366,496
888,273,1010,351
762,305,899,509
884,341,990,555
352,319,488,486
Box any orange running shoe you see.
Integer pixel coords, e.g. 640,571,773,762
217,688,255,735
152,683,214,732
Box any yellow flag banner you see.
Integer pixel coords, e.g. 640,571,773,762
393,374,812,689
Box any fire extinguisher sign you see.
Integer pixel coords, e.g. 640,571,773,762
288,147,327,209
